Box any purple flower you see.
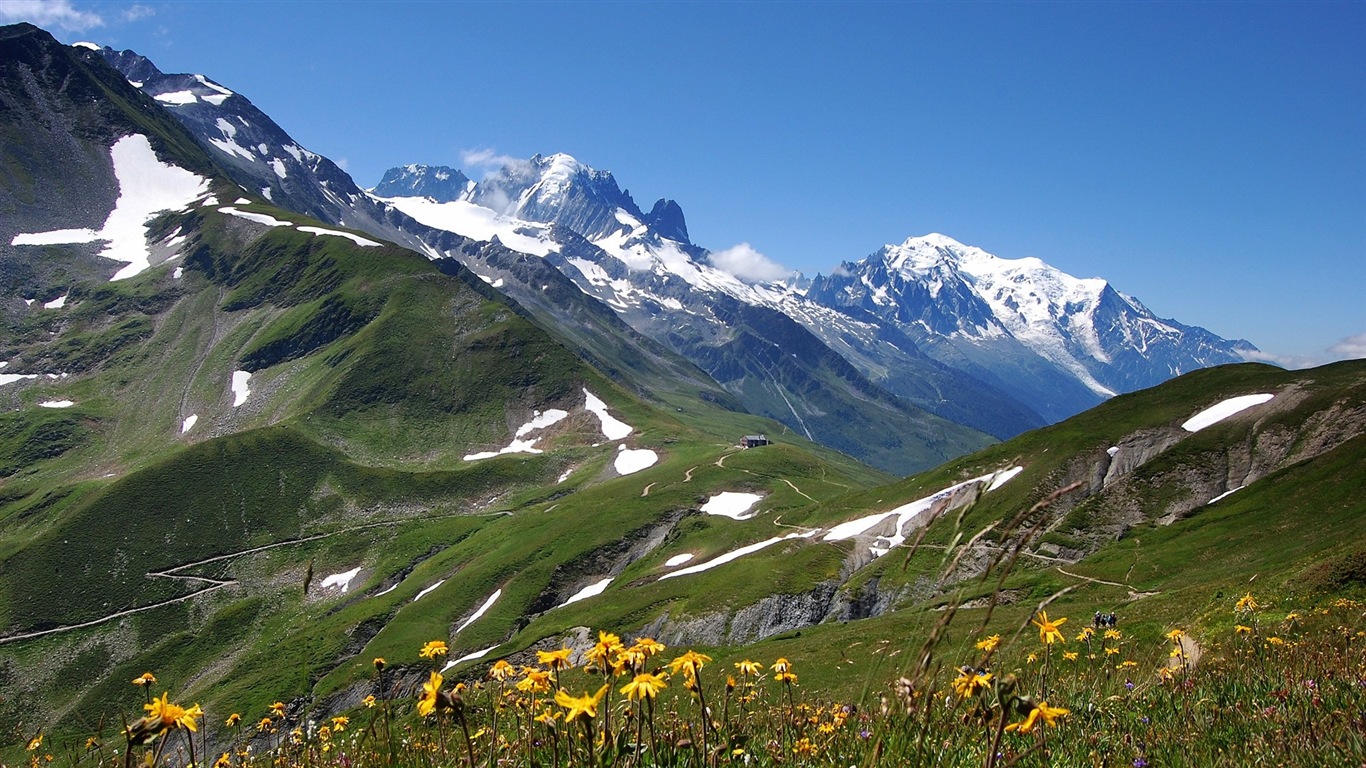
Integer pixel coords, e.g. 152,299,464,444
1133,759,1148,768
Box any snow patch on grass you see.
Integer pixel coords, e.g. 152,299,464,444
824,466,1023,557
615,446,657,475
219,207,291,227
442,645,498,673
298,226,382,247
320,567,363,593
456,590,501,633
701,492,763,520
660,532,818,580
413,580,445,602
1181,394,1274,433
584,388,632,439
562,577,613,606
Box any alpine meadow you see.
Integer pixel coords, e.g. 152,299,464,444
1,19,1363,768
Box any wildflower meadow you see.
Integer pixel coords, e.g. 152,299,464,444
10,593,1363,768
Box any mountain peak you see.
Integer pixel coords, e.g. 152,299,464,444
372,164,471,202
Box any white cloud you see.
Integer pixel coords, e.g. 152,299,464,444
1328,332,1366,361
708,243,793,284
461,148,523,176
1240,348,1323,370
334,157,349,171
122,4,153,21
0,0,104,31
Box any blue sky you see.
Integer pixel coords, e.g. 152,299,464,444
9,0,1364,364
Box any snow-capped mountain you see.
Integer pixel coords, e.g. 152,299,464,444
807,234,1257,416
376,161,1035,459
93,40,1258,473
372,164,471,202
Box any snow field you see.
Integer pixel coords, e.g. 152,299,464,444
463,409,567,461
412,580,445,602
39,400,74,408
700,492,764,520
442,645,498,673
1181,394,1275,433
456,590,501,633
658,531,819,580
562,578,613,607
181,415,198,433
230,371,252,407
822,466,1022,557
319,567,363,593
10,135,209,281
583,388,633,439
614,446,658,475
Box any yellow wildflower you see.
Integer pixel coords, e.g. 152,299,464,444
1063,651,1079,662
536,647,574,671
517,668,552,693
330,716,348,732
1167,629,1185,642
1104,629,1122,640
554,684,610,722
489,660,516,681
951,669,992,698
373,657,386,671
131,672,157,687
1005,701,1069,733
269,701,286,717
619,672,668,701
1235,624,1253,634
144,692,202,732
975,634,1002,652
27,734,42,751
1032,611,1068,645
668,650,712,681
585,631,625,668
225,713,241,728
362,695,377,708
417,671,444,717
632,636,666,657
1075,628,1094,642
419,640,449,659
1235,593,1259,612
734,659,763,676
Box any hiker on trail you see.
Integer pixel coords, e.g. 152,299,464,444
1109,612,1118,626
1094,611,1102,628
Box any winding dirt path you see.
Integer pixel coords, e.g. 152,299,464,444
641,482,656,497
781,478,816,503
